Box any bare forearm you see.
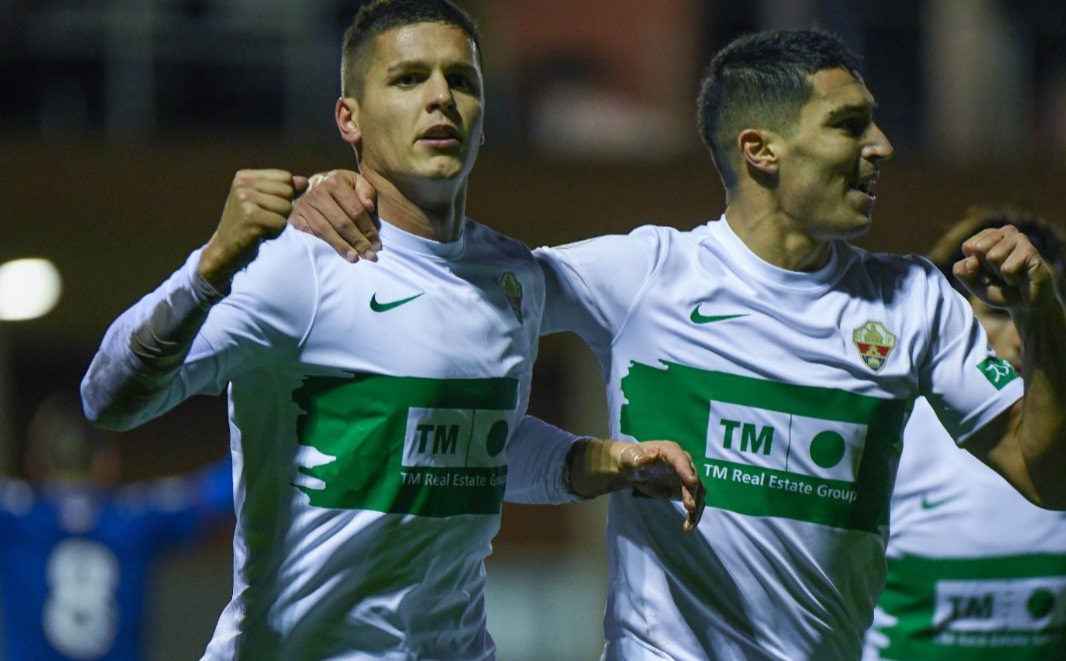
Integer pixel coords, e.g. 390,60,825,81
1017,304,1066,507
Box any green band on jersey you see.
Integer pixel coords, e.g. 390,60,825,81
292,373,518,517
877,554,1066,660
620,361,912,532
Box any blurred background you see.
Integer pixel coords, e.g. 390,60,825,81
4,0,1066,658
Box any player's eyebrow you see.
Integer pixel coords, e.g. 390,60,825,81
825,100,877,120
384,60,479,78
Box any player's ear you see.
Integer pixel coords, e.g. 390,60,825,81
738,128,779,175
336,97,362,150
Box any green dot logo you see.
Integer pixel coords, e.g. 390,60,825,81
486,420,509,457
809,431,846,469
1028,589,1055,619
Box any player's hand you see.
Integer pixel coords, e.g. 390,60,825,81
570,439,705,533
954,224,1060,314
617,441,706,533
290,169,381,263
199,169,309,292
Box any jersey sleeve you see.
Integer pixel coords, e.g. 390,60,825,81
534,227,666,354
915,258,1024,444
504,415,585,505
81,228,319,431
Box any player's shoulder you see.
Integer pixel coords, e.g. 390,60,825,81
463,218,538,265
845,244,943,286
543,221,700,257
234,225,319,282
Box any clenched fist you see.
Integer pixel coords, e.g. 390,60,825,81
198,169,309,292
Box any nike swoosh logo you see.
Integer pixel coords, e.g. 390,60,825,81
920,495,955,510
690,307,748,325
370,292,424,312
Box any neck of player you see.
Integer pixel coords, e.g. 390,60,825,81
724,201,833,272
365,169,467,243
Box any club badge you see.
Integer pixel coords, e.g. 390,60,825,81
853,321,896,372
498,272,523,324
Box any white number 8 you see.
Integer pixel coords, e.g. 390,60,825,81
43,539,120,658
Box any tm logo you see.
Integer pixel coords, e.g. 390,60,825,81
706,402,866,481
412,424,460,455
720,419,774,455
402,407,511,469
934,577,1066,632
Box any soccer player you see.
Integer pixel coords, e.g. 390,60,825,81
80,1,702,659
863,207,1066,661
291,28,1066,661
0,389,232,661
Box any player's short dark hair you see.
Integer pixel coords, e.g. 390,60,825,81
341,0,480,99
697,29,864,188
928,205,1066,296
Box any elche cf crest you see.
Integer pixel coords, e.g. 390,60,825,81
498,272,523,324
853,321,896,372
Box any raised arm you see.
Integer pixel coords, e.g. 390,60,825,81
82,169,307,430
956,225,1066,508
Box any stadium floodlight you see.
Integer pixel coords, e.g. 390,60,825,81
0,258,63,321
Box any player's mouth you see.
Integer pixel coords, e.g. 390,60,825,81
848,172,879,203
418,124,463,148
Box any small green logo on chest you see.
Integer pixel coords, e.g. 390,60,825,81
370,292,424,312
689,306,748,325
498,271,524,325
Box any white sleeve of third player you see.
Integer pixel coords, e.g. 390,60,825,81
505,415,585,505
534,227,665,354
915,257,1024,444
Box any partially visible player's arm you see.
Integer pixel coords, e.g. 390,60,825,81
82,169,307,430
957,225,1066,508
567,437,705,532
505,416,704,532
534,229,665,352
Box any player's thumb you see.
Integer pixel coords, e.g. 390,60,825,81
292,175,310,194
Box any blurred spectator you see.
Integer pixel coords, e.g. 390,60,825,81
0,389,232,661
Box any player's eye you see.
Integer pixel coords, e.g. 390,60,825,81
447,73,479,94
393,73,423,88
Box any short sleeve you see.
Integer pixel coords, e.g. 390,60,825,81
916,258,1023,444
535,227,666,354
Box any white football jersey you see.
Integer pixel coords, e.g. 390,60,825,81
536,216,1023,661
864,399,1066,661
86,219,572,661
